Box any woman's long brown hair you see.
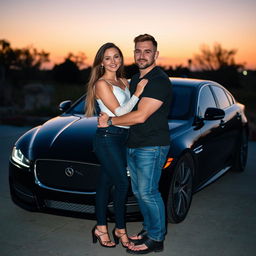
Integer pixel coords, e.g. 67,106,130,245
85,43,124,117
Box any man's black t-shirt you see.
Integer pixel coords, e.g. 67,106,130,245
127,66,172,148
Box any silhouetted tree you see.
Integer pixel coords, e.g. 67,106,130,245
162,65,191,78
15,48,49,70
0,39,16,79
193,43,243,71
81,67,92,84
66,52,87,69
53,58,81,83
0,39,50,80
192,43,244,88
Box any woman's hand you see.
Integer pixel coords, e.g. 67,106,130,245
134,79,148,97
98,112,109,127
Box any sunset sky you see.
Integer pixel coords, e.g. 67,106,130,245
1,0,256,69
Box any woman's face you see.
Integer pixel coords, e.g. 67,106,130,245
101,47,122,73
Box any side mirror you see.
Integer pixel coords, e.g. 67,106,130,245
204,107,225,120
59,100,72,112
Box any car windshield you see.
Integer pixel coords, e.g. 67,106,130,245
168,85,194,120
67,84,194,120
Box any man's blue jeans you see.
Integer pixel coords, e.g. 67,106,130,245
127,145,170,241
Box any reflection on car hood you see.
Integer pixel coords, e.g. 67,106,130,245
30,115,98,162
169,120,188,133
27,115,188,163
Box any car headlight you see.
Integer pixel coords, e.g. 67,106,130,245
11,147,30,168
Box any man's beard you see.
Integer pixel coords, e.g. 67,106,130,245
136,58,155,70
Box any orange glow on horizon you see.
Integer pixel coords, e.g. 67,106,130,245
39,47,256,70
2,0,256,70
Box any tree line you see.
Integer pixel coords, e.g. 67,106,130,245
0,39,244,88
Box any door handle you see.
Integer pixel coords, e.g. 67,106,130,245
220,120,226,128
236,112,241,120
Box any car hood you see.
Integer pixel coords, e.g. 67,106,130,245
28,115,98,163
18,115,188,163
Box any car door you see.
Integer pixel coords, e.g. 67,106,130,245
193,84,226,184
210,85,241,165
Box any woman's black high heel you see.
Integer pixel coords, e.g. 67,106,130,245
92,226,116,248
112,228,130,248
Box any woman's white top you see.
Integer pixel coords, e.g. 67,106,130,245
96,79,135,129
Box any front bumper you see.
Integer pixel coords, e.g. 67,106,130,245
9,159,141,219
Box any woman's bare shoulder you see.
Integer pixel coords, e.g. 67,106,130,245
95,79,109,88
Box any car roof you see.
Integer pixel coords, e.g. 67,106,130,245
170,77,217,88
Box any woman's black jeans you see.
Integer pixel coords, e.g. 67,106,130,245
93,126,129,229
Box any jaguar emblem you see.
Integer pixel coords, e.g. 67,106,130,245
65,167,74,177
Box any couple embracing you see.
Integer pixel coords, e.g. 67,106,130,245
85,34,172,254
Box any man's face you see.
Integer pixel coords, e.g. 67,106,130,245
134,41,158,70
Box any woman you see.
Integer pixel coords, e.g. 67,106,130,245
85,43,147,248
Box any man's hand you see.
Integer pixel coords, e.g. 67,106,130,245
98,112,109,127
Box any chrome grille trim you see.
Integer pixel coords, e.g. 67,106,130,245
34,159,99,194
35,178,96,195
44,200,95,214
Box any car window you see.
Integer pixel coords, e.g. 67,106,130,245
198,85,217,117
211,86,230,109
226,91,235,105
168,86,194,120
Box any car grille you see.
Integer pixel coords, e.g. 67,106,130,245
35,159,100,192
44,200,95,213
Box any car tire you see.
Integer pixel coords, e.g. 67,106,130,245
232,129,248,172
166,153,194,223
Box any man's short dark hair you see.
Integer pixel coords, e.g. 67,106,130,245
134,34,158,49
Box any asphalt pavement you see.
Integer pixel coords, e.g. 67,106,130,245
0,125,256,256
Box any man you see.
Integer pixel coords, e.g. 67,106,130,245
98,34,172,254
